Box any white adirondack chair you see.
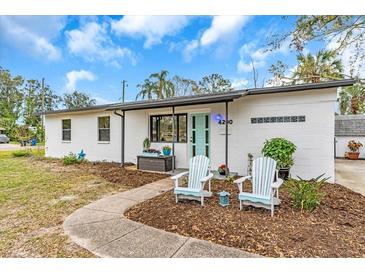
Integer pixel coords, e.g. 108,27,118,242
171,155,213,206
234,157,283,217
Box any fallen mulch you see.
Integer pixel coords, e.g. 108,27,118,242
125,180,365,257
77,162,169,188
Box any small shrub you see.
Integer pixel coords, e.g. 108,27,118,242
262,138,296,168
286,174,328,212
63,152,79,165
12,150,32,157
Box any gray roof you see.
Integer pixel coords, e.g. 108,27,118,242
43,79,355,115
335,115,365,136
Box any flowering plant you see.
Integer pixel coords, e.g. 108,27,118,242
347,140,363,152
218,164,226,174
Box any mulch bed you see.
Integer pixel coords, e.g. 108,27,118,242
125,179,365,257
34,158,169,188
77,162,169,188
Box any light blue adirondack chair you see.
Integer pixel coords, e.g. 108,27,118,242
171,155,213,206
234,157,283,217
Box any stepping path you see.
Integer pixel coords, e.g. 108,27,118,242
63,178,259,258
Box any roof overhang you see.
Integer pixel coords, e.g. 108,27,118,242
105,91,244,111
42,79,356,115
246,79,356,95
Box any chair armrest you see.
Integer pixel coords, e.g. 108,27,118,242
234,175,251,193
271,178,284,189
234,175,251,184
171,171,189,180
200,173,214,183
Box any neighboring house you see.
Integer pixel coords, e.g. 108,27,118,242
335,114,365,159
43,80,355,182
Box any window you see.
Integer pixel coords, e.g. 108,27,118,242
62,119,71,141
251,115,306,124
150,114,187,143
98,116,110,142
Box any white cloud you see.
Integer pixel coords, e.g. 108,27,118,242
231,78,249,89
200,16,251,47
111,16,190,48
237,39,290,73
66,22,136,67
65,70,95,91
0,16,65,61
92,96,115,105
182,16,251,62
182,40,199,62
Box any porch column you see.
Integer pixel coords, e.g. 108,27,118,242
122,110,125,165
172,106,175,172
225,101,229,174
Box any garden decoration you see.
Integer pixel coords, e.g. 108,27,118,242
347,140,363,160
78,149,86,160
162,145,171,156
247,153,253,176
218,191,230,207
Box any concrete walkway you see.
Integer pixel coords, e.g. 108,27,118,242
336,159,365,196
63,178,258,258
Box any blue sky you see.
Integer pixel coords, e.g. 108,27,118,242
0,15,332,104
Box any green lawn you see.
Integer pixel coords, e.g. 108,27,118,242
0,150,129,257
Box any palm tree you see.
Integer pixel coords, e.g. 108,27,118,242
149,70,175,99
136,79,156,100
292,50,343,84
340,84,365,114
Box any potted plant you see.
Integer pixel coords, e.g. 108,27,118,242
218,164,228,175
162,145,171,156
262,137,296,180
347,140,363,160
143,137,151,150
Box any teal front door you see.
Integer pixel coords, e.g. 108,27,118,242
190,113,210,158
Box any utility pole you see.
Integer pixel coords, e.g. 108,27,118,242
41,78,45,127
121,80,127,103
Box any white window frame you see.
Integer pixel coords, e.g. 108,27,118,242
98,116,110,143
62,119,71,142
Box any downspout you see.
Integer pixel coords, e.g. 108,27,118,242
225,101,229,176
172,106,175,172
113,110,125,166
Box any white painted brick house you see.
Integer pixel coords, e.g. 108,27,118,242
44,80,355,182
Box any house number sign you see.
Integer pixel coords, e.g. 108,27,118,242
218,119,233,125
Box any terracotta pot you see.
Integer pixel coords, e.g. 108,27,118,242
347,151,360,160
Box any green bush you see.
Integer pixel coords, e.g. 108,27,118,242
12,150,32,157
286,174,328,212
262,138,296,168
63,152,79,165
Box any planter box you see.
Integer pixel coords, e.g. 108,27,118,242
137,155,175,172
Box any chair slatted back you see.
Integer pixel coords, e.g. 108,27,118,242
252,157,277,197
188,155,210,190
